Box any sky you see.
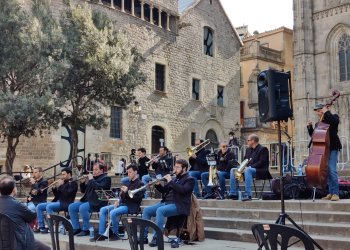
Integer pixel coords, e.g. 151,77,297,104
220,0,294,34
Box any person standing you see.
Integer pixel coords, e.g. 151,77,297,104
307,103,342,201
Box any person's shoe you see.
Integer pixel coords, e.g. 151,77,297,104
137,237,148,244
76,230,89,236
148,236,157,247
331,194,340,201
33,227,41,233
40,228,49,234
322,194,332,200
242,196,252,201
170,239,180,248
227,194,239,200
73,229,81,235
109,233,121,241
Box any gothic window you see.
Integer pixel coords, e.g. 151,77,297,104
192,79,200,100
217,85,224,106
155,63,166,92
110,106,122,139
338,33,350,81
204,27,214,56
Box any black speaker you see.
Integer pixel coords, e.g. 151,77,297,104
257,69,293,122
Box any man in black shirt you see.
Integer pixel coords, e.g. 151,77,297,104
142,159,194,247
121,147,150,185
93,164,144,241
27,167,48,212
188,139,210,197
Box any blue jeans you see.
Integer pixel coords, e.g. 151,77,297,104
68,201,92,230
142,202,179,238
27,202,36,212
36,202,61,228
229,168,240,196
98,205,128,235
328,150,339,195
188,171,202,196
244,167,256,197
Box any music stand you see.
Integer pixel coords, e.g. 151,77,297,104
95,190,118,201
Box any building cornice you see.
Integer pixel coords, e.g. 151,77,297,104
313,3,350,21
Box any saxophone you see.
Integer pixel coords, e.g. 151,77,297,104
235,158,251,182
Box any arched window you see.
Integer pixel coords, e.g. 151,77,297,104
338,33,350,81
151,126,165,154
204,26,214,57
205,129,219,149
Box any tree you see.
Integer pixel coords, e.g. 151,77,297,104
56,2,146,166
0,0,63,173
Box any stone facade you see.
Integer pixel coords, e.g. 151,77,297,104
239,27,294,145
0,0,242,171
293,0,350,155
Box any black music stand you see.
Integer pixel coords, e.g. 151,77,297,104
275,120,324,250
95,190,118,201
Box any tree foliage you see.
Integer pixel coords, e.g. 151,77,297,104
56,1,146,163
0,0,63,173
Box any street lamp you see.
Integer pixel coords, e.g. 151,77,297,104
132,101,142,113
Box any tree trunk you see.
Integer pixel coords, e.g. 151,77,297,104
5,136,19,174
71,126,79,175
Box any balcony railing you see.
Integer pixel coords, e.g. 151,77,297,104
240,45,284,64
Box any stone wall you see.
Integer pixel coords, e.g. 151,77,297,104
1,0,241,171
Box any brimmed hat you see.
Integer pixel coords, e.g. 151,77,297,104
313,103,324,111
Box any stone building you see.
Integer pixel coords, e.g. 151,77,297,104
239,27,294,150
293,0,350,163
0,0,242,171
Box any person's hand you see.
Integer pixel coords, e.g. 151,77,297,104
190,154,197,159
29,178,36,185
56,179,64,187
307,121,313,127
121,185,128,192
164,174,172,183
114,200,119,207
31,189,38,195
322,106,329,114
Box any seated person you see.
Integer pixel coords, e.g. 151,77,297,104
229,134,269,200
0,176,50,250
188,139,210,198
36,168,78,233
92,164,144,241
202,141,238,198
27,167,48,212
68,163,111,236
142,146,173,198
121,147,150,185
142,159,194,247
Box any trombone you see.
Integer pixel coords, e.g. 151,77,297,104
187,139,211,157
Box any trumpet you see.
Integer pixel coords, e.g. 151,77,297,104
146,154,161,166
128,174,175,198
187,139,210,157
235,158,251,182
41,179,62,192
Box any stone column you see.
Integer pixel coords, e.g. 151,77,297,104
158,8,162,28
121,0,125,12
141,0,145,20
111,0,115,9
166,13,170,31
131,0,135,16
98,0,102,4
150,4,154,24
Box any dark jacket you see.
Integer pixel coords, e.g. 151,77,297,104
244,144,270,179
119,178,144,214
155,173,195,216
138,156,151,179
307,111,342,151
188,148,210,172
216,150,238,172
30,177,48,205
152,154,173,176
0,195,37,250
80,173,111,211
52,178,78,211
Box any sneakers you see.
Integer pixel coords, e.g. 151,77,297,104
322,194,340,201
137,237,148,244
322,194,332,200
109,233,121,241
227,194,239,200
76,230,89,236
90,234,107,242
170,239,180,248
149,237,157,247
73,229,81,235
242,196,252,201
40,228,49,234
331,194,340,201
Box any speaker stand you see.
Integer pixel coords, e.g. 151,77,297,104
275,120,323,250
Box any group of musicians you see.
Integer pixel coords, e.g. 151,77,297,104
0,103,341,248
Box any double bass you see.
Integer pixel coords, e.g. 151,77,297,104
305,90,340,188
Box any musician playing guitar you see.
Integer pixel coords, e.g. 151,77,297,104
307,103,342,201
